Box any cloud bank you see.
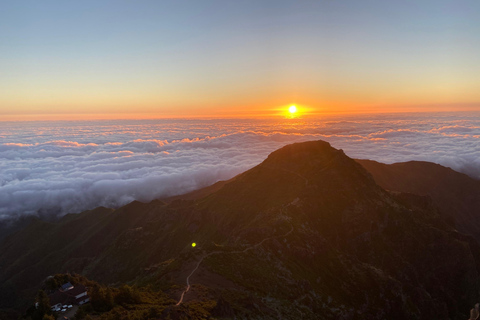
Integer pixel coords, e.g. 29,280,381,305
1,113,480,221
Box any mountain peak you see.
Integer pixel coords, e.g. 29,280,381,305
259,140,377,192
202,140,383,230
264,140,343,168
267,140,335,158
2,140,480,319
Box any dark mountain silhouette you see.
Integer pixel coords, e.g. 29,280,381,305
357,159,480,242
1,141,480,319
161,179,231,203
0,216,38,242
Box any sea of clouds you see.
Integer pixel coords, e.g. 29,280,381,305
1,112,480,221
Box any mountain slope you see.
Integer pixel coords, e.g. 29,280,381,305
1,141,480,319
357,159,480,242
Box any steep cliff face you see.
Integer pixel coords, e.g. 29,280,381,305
1,141,479,319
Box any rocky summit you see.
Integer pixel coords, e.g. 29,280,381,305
1,140,480,319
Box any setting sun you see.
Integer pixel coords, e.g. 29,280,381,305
2,1,480,318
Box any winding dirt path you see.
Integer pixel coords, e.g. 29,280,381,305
176,224,294,305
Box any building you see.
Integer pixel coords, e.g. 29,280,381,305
49,283,89,311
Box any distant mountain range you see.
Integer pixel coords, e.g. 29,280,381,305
1,140,480,319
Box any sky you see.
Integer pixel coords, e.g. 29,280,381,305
1,113,480,221
1,0,480,119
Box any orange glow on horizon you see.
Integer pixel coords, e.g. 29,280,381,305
1,102,479,122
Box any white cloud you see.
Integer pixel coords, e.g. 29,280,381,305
1,112,480,221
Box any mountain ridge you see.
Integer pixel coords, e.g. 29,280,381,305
1,140,480,319
357,159,480,242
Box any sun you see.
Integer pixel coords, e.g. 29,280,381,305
282,104,302,118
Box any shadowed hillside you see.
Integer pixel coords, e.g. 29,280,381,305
1,141,480,319
357,159,480,242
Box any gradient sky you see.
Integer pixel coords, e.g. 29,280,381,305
1,0,479,119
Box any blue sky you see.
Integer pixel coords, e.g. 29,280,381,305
1,0,479,118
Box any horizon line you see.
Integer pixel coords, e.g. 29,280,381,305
2,108,480,122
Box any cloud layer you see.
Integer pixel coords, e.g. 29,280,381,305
1,113,480,221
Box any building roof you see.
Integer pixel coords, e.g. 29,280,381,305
49,284,88,306
49,290,71,306
60,282,74,291
66,284,87,296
